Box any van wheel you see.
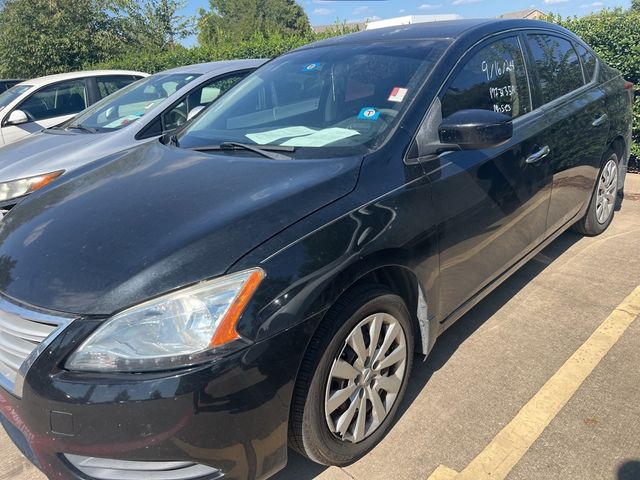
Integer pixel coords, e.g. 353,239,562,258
289,285,414,466
573,151,619,236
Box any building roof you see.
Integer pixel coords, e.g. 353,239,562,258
367,14,464,30
499,8,546,19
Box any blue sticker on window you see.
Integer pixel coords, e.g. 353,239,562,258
358,107,380,121
302,63,322,72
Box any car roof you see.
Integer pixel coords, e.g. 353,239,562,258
298,19,572,50
159,59,268,76
16,70,149,88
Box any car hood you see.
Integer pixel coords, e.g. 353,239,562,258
0,130,122,183
0,142,362,315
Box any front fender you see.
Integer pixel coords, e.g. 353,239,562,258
231,174,440,350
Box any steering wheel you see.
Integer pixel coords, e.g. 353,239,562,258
166,109,187,129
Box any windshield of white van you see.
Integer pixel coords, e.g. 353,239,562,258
177,39,450,157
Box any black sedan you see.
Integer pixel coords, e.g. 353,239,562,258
0,19,633,480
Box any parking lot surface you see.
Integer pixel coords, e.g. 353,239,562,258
2,174,640,480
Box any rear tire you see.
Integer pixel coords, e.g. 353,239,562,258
289,284,414,466
573,151,619,236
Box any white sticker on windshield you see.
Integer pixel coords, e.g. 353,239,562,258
281,128,360,147
245,126,317,145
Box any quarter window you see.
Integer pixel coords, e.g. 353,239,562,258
526,34,585,105
441,37,531,119
575,43,597,82
17,80,87,122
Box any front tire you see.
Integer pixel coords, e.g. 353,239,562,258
289,285,414,466
573,151,619,236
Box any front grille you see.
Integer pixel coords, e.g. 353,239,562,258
0,295,72,396
64,454,223,480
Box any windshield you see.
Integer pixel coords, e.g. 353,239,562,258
69,73,201,131
178,40,450,157
0,85,31,110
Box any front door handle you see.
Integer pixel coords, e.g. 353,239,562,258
526,145,551,164
592,113,608,128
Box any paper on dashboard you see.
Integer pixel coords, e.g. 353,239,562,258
281,128,360,147
245,126,317,144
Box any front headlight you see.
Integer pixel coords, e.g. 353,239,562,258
0,170,64,202
65,268,265,372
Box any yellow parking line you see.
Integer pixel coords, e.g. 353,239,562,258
427,285,640,480
428,465,459,480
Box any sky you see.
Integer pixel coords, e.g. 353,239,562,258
181,0,631,45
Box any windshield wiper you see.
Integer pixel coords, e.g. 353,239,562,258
190,142,295,160
65,124,97,134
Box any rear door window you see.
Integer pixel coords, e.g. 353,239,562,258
526,34,585,106
97,75,139,98
441,36,531,119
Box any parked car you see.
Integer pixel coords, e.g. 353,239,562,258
0,80,23,93
0,70,147,146
0,19,632,480
0,60,264,215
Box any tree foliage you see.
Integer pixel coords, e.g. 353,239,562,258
0,0,126,77
0,0,195,78
197,0,311,45
548,7,640,165
112,0,194,50
92,32,314,73
92,20,361,74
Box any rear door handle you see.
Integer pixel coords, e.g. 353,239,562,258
526,145,551,164
592,113,608,127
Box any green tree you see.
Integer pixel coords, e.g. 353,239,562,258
632,0,640,11
112,0,194,50
0,0,127,78
197,0,311,45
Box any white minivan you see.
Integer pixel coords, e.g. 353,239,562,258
0,70,147,145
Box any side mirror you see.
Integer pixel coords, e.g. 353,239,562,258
439,109,512,150
187,105,205,121
6,109,28,126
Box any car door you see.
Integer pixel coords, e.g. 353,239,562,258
412,35,553,321
524,33,609,233
1,79,88,144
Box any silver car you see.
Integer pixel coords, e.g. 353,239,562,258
0,59,266,214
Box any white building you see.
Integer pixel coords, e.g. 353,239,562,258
366,14,463,30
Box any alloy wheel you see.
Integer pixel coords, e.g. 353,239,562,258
324,313,408,444
595,158,618,224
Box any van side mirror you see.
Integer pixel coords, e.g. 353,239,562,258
187,105,205,121
439,109,512,149
6,109,28,126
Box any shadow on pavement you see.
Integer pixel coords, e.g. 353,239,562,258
618,461,640,480
274,231,583,480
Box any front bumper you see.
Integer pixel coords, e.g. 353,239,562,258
0,317,316,480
